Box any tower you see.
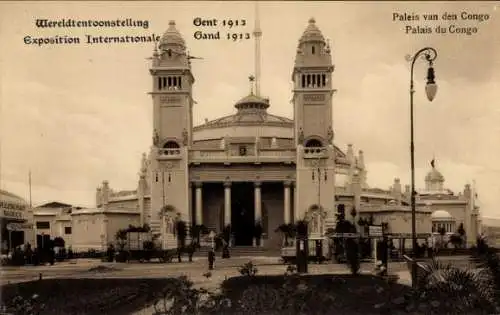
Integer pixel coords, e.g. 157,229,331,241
292,18,337,229
148,21,194,234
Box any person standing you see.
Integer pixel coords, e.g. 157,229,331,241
208,247,215,270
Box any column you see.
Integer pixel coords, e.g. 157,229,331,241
293,183,298,222
187,182,193,243
188,183,193,225
224,181,231,228
254,182,262,247
195,182,203,226
284,181,291,224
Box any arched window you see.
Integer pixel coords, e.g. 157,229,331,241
163,141,180,149
304,139,322,148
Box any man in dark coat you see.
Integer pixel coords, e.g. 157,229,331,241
208,248,215,270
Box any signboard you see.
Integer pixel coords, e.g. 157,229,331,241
0,201,26,210
6,223,33,231
331,233,360,238
2,209,24,219
159,95,181,106
369,225,383,237
387,233,431,239
303,94,326,103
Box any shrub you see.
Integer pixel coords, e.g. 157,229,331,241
345,238,360,275
221,274,411,314
285,264,297,275
403,258,499,314
152,276,231,315
238,261,258,276
115,251,129,263
1,294,45,315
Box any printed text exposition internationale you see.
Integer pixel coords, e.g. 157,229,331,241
24,34,161,46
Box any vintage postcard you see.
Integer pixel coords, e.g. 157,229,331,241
0,1,499,314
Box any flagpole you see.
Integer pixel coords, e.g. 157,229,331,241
29,170,32,208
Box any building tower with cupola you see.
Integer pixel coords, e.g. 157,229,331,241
292,18,337,231
148,21,194,236
90,14,482,252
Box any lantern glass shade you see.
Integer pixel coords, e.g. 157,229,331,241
425,82,438,102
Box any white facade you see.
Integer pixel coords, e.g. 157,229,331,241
87,18,481,250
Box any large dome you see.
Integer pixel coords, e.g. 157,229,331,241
431,210,454,221
425,168,444,182
192,92,293,141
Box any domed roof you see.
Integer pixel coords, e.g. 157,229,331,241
431,210,454,221
159,20,185,48
299,17,325,44
235,93,270,110
425,168,445,182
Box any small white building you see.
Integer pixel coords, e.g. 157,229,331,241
32,201,140,251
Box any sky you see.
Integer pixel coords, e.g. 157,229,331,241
0,1,499,218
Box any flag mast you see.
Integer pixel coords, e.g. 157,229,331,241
29,170,32,208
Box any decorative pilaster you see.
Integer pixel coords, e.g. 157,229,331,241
284,181,292,224
253,181,263,247
195,182,203,225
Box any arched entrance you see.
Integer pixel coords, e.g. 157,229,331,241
231,182,255,246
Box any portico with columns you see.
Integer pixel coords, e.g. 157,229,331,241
189,179,296,247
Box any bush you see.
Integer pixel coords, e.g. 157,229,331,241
1,278,179,315
115,251,129,263
401,259,499,314
345,238,360,275
221,274,411,314
238,261,258,276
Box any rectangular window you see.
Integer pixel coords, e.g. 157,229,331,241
64,226,72,234
239,145,247,156
36,221,50,229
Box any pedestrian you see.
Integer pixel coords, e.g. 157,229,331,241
221,239,230,259
208,247,215,270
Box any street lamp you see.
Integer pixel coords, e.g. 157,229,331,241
409,47,438,288
312,157,327,236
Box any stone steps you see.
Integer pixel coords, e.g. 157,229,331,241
195,246,280,257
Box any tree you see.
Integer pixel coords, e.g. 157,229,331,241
190,224,207,245
175,219,187,249
334,204,359,274
275,223,296,246
457,223,466,237
53,237,65,248
449,233,463,249
438,226,447,248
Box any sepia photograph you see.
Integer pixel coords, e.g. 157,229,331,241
0,1,499,314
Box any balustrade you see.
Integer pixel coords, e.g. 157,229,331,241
189,148,295,163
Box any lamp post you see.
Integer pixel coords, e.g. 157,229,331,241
312,156,327,236
409,47,438,288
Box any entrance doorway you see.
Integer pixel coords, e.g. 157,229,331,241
231,182,255,246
